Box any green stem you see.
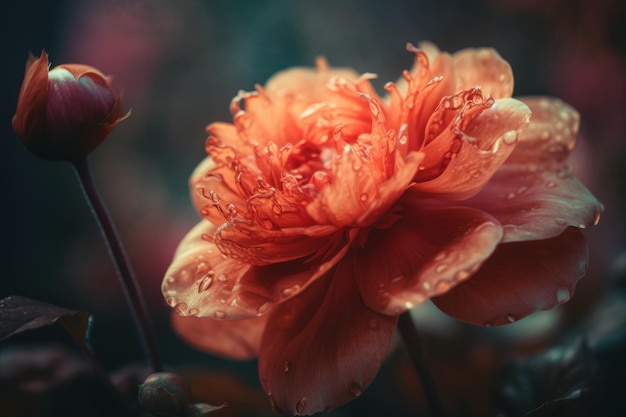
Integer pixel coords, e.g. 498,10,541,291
72,157,162,373
397,311,443,417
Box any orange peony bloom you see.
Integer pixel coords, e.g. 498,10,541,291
12,51,127,161
162,43,602,415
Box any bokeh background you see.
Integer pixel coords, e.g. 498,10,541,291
1,0,625,416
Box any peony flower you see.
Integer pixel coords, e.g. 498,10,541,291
162,42,602,415
12,51,128,161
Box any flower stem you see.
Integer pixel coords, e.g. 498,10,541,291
72,157,162,373
398,311,443,417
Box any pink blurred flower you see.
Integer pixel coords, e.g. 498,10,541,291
162,42,601,414
12,51,128,161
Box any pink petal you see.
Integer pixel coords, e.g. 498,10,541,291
412,98,531,199
463,163,602,242
258,259,397,415
432,227,589,326
171,314,266,360
506,97,580,164
162,221,354,320
355,198,503,315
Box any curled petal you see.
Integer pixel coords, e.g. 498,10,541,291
259,260,397,415
12,51,49,145
507,97,580,164
171,314,266,360
412,98,531,199
463,163,603,242
452,47,514,99
355,199,503,315
432,227,588,326
162,221,354,320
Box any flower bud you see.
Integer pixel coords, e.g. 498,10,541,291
12,51,128,161
138,372,192,417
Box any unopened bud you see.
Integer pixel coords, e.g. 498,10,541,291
138,372,192,417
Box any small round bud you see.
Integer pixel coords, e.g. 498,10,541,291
12,51,128,161
138,372,192,417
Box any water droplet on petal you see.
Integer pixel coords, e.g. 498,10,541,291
540,130,551,141
506,192,516,200
296,397,306,415
435,263,448,273
456,270,470,280
545,181,556,188
166,297,178,307
434,252,446,262
196,262,208,273
188,308,199,316
214,310,226,318
423,282,431,290
217,273,228,282
506,314,516,323
198,275,214,293
350,382,363,398
219,298,226,304
360,193,368,202
435,280,451,293
418,163,426,171
517,186,527,194
175,303,188,316
281,285,300,298
502,130,517,145
166,276,176,284
283,361,290,373
556,288,571,304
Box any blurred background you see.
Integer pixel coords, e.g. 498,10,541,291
1,0,625,416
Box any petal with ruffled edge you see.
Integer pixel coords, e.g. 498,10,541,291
452,47,514,99
354,197,503,316
171,314,267,360
431,227,588,326
162,221,354,320
258,259,397,415
507,97,580,164
462,162,602,243
412,97,531,200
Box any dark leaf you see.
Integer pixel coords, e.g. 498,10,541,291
493,337,596,417
0,295,91,344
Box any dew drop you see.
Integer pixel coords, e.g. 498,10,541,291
502,130,517,145
545,181,556,188
296,397,306,415
390,275,404,284
404,301,415,309
217,273,228,282
198,275,213,293
506,314,516,323
219,298,226,304
214,310,226,318
418,163,426,171
540,130,551,141
283,361,290,373
349,382,363,398
435,280,451,293
435,263,448,273
456,270,470,280
179,270,190,281
166,276,176,284
200,208,210,216
360,193,368,202
506,192,516,200
166,297,178,307
257,302,271,315
175,303,188,316
423,282,431,290
434,252,447,262
556,288,570,304
516,186,527,194
281,285,300,298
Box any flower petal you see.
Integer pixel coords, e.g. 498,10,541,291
432,227,589,326
507,97,580,164
12,51,49,147
171,313,266,360
162,221,354,320
452,47,514,99
412,98,531,199
355,198,503,315
258,259,397,415
463,163,602,242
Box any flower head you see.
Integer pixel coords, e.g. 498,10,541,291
162,42,602,415
12,51,128,161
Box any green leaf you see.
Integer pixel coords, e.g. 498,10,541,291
0,295,91,343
